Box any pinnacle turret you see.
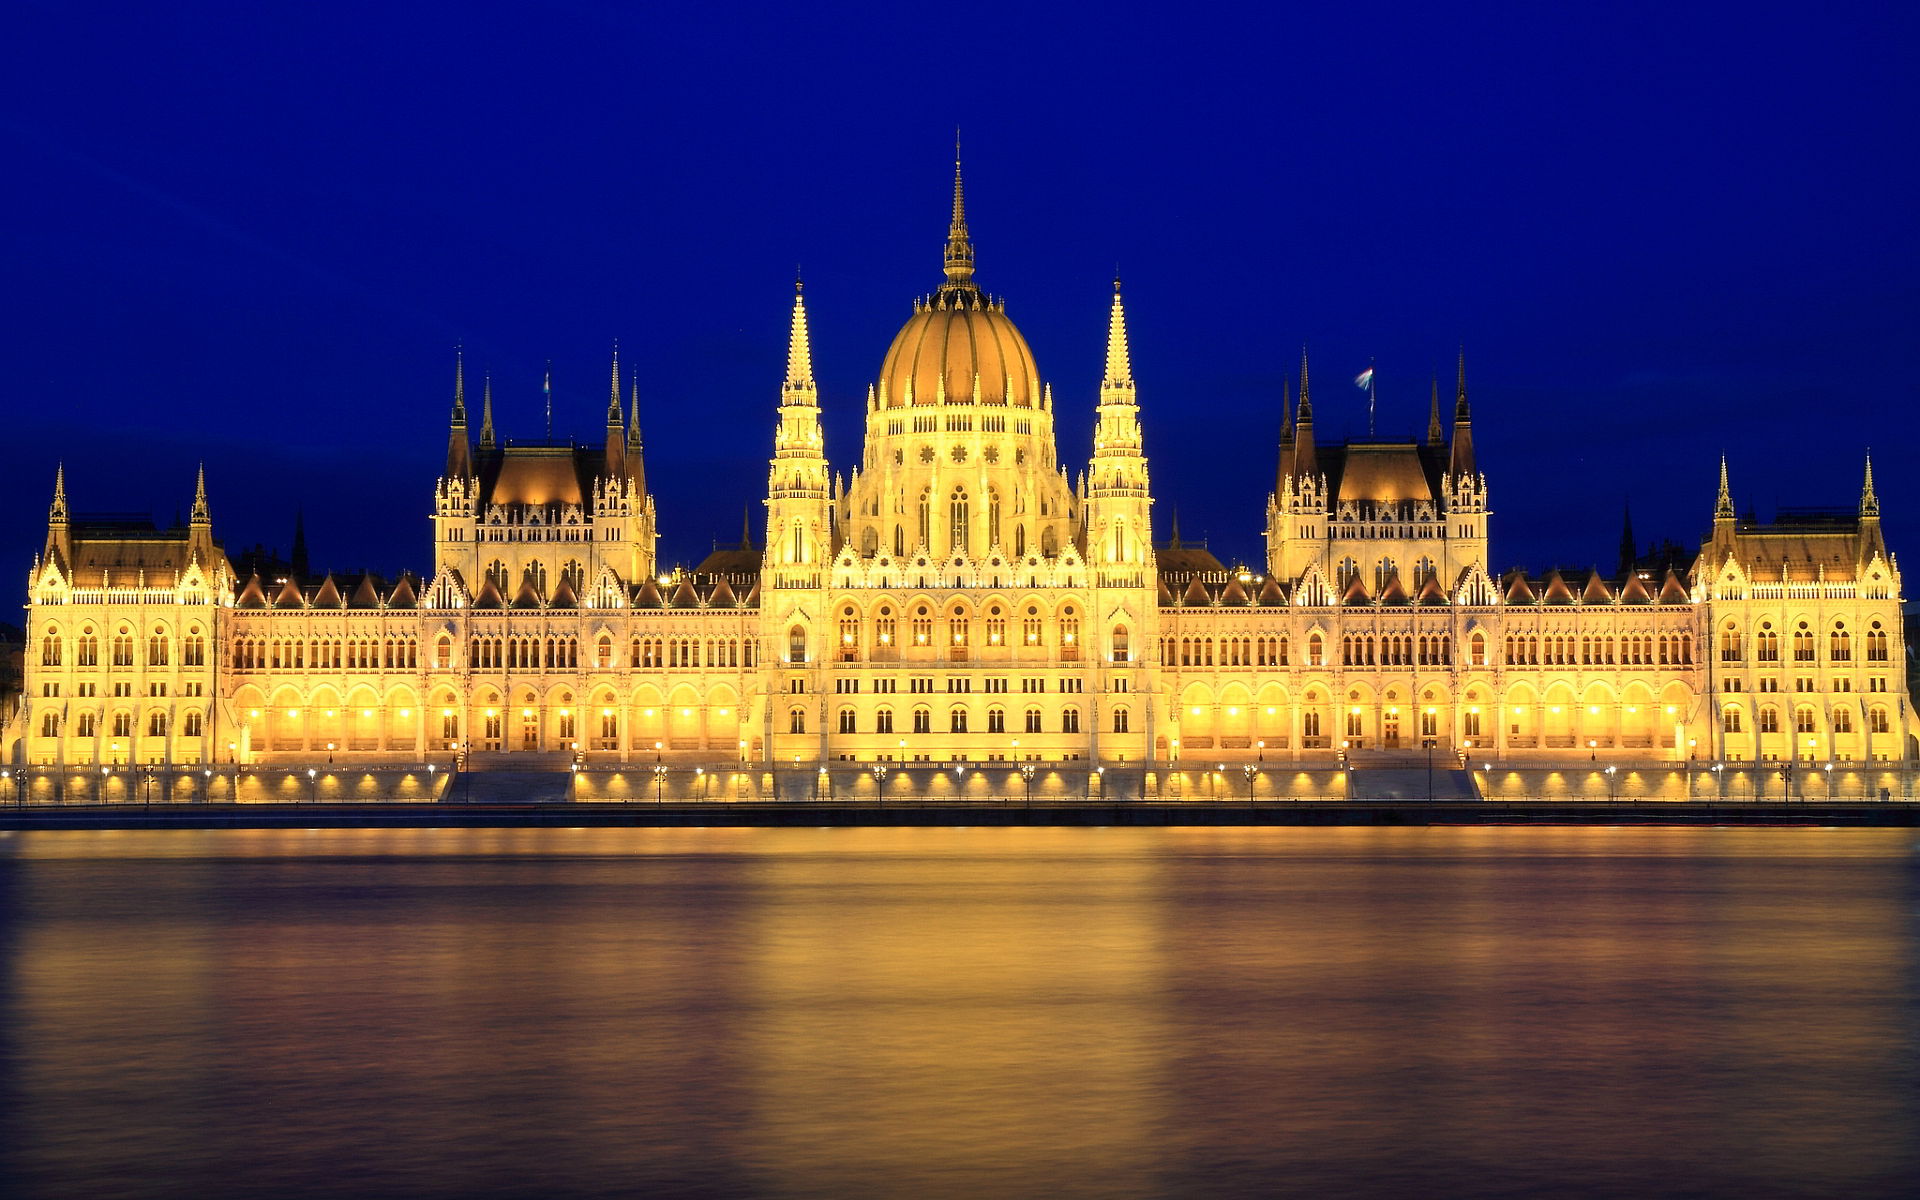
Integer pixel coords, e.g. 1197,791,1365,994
941,138,976,295
1104,277,1132,391
605,342,627,481
191,463,209,523
1427,375,1444,446
785,279,816,396
1861,452,1879,518
480,374,496,450
1715,455,1735,521
446,349,473,478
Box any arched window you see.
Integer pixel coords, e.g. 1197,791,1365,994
1112,707,1129,733
148,626,169,667
875,606,896,652
918,488,932,548
41,625,61,666
1869,706,1890,734
1308,633,1323,667
861,526,879,557
894,525,905,556
875,708,893,734
1336,557,1359,589
950,488,970,554
788,625,807,662
1470,632,1486,667
1724,706,1743,734
1041,526,1059,556
790,707,806,734
988,490,1001,549
1759,707,1779,734
40,711,58,737
1794,706,1816,734
1867,622,1889,661
1015,525,1026,556
76,711,96,738
1721,623,1741,663
148,710,168,737
78,627,98,667
486,560,508,591
987,707,1006,734
1833,706,1853,734
838,707,857,734
950,707,969,733
913,707,932,734
1830,622,1851,661
1792,622,1814,662
183,710,203,737
1062,707,1080,733
597,635,613,668
1024,707,1042,733
1112,625,1130,663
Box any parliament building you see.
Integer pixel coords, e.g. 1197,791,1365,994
11,164,1910,773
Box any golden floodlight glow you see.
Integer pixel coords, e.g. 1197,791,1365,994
1589,706,1599,714
683,708,692,716
522,708,532,717
644,708,654,716
289,708,299,716
442,708,452,717
487,708,497,717
250,710,259,718
362,709,372,717
1266,706,1276,714
400,709,410,717
1667,705,1676,714
718,708,729,716
1192,707,1203,715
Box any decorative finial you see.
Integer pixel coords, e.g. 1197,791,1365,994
1862,450,1879,517
942,140,975,292
51,463,67,517
192,463,209,521
480,373,496,449
1715,454,1734,520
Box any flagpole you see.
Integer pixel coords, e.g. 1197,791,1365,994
1368,357,1376,438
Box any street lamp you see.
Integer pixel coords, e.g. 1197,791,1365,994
653,763,668,804
1604,763,1617,803
872,761,888,808
307,766,317,804
1824,760,1833,802
1242,763,1256,811
1021,763,1036,808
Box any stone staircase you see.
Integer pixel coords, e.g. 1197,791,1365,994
445,770,576,804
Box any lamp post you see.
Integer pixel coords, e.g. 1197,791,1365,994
653,763,667,804
1824,761,1833,803
1423,736,1435,801
1021,763,1036,809
1243,763,1256,812
872,761,887,808
1605,763,1617,804
1713,761,1724,802
307,767,317,804
569,761,579,802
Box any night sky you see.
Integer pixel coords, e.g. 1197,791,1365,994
5,4,1916,595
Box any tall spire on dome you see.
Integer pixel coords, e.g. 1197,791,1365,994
1715,455,1735,521
1448,347,1475,480
1291,346,1316,483
1104,275,1132,390
480,374,496,450
446,347,473,478
786,275,815,395
605,341,627,480
607,341,625,425
941,133,976,295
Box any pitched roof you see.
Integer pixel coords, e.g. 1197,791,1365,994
1581,572,1613,604
1340,574,1371,605
1182,577,1211,606
471,575,505,609
1257,576,1285,606
348,574,382,608
311,574,344,608
1504,572,1537,604
1220,576,1248,605
236,573,268,608
634,578,664,608
708,576,737,607
1378,572,1409,606
549,576,578,608
511,577,543,608
273,577,306,609
670,578,700,608
387,575,418,608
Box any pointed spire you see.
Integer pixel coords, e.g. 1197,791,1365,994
1454,346,1470,422
1104,276,1132,390
941,135,976,295
742,504,754,550
191,463,209,523
604,342,627,481
1168,507,1182,549
1297,346,1313,422
627,379,643,452
480,374,496,449
1427,374,1444,445
607,341,625,426
786,276,815,393
50,463,67,519
1291,347,1317,484
1448,347,1475,480
451,345,468,423
1715,455,1735,521
1276,378,1294,496
1861,451,1878,518
446,349,474,478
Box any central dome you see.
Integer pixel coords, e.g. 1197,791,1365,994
878,294,1039,408
875,156,1041,410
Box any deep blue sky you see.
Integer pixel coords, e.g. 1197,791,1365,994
5,3,1916,593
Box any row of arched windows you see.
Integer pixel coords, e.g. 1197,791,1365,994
1724,619,1889,664
38,709,205,739
797,705,1124,735
1722,704,1891,736
232,635,415,671
41,624,204,669
1505,633,1692,667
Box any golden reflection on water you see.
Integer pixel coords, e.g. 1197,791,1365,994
0,827,1915,1198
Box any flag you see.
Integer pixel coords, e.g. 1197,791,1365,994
1354,367,1374,388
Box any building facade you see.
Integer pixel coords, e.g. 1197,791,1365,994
10,165,1910,771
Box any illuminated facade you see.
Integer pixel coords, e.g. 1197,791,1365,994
10,163,1910,770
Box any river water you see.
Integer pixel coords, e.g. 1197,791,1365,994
0,827,1914,1199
